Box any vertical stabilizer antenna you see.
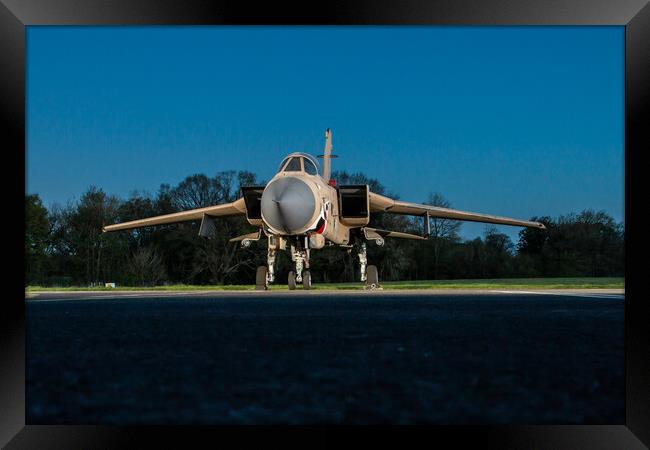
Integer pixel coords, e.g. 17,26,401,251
319,128,338,181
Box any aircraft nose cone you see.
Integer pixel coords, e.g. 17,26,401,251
261,177,316,234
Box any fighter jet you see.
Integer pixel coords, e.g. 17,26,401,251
103,129,546,290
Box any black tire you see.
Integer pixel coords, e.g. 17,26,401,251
255,266,268,290
288,271,296,290
365,265,379,289
303,270,312,290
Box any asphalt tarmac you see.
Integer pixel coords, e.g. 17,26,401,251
26,290,624,424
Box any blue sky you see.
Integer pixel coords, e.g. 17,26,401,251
26,26,624,241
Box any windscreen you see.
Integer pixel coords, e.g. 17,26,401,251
304,158,318,175
284,157,302,172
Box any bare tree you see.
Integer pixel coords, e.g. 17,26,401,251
128,247,167,286
424,193,462,279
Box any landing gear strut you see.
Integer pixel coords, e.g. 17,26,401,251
358,242,368,282
267,248,276,285
357,241,380,290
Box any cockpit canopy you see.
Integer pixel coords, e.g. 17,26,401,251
278,152,320,176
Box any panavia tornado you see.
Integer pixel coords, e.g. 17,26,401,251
104,129,546,290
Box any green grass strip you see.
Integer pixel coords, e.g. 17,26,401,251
27,277,624,292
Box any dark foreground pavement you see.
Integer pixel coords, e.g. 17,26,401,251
26,292,624,424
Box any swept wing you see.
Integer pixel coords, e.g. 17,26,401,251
368,192,545,229
103,198,246,232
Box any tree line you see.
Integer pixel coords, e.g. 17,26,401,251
25,170,624,286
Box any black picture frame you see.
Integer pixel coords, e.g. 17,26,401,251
3,1,649,447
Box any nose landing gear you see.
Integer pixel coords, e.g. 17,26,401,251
289,244,312,290
303,270,312,289
288,269,312,290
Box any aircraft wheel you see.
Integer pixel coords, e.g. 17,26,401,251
255,266,268,290
365,265,379,289
303,270,312,290
288,271,296,290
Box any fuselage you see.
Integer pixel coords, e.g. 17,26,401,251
258,152,352,247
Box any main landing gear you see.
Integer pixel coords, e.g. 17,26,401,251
255,240,277,291
356,241,380,290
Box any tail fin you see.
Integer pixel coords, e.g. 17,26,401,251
320,128,337,181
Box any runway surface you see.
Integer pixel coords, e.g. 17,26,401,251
26,291,624,424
